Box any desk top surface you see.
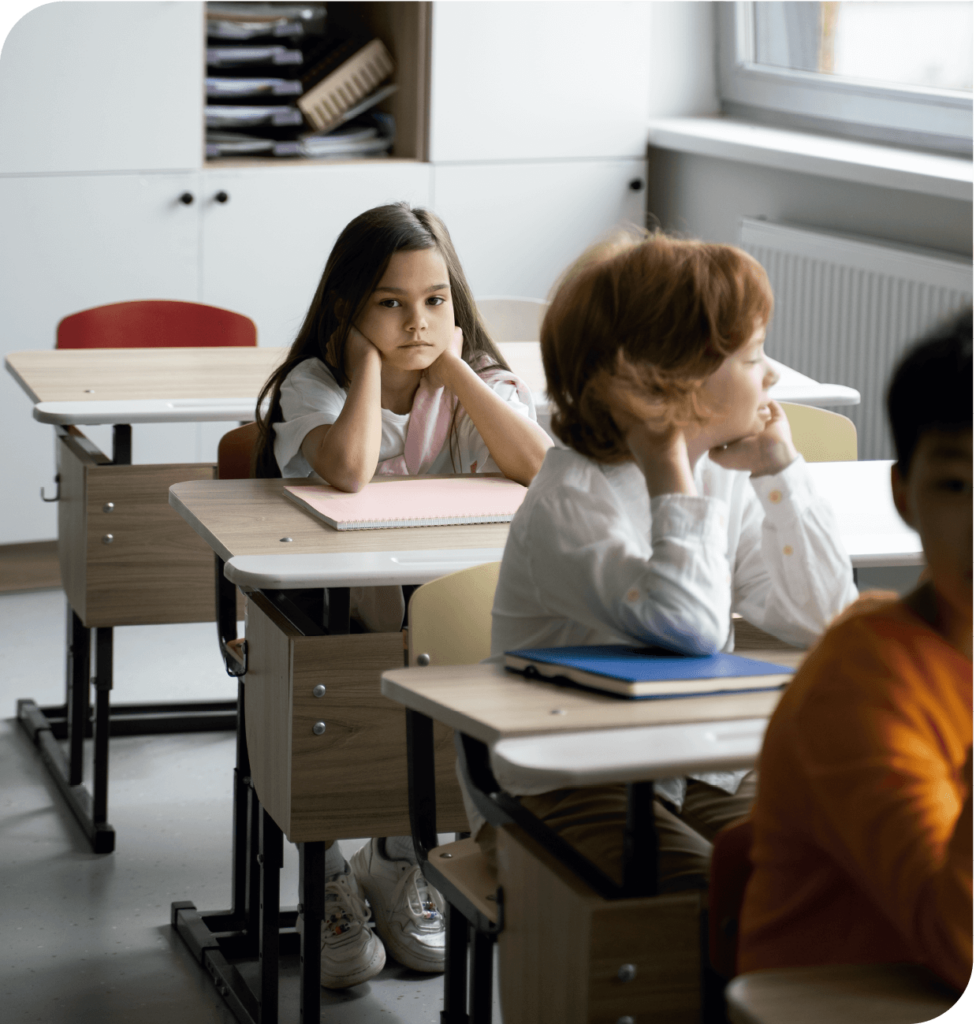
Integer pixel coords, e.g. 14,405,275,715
169,477,510,563
381,653,803,745
6,347,859,424
5,347,286,404
170,462,920,583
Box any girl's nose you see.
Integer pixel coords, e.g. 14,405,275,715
406,303,428,332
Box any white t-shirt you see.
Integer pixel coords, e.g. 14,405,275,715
273,356,536,478
458,446,859,833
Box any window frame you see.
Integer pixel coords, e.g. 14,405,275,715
716,1,973,154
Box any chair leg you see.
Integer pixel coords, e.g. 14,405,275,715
441,902,470,1024
469,929,494,1024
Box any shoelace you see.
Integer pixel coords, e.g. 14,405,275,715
389,864,446,928
321,875,372,943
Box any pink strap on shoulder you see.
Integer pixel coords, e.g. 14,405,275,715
375,353,533,477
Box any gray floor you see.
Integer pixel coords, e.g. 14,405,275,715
0,588,498,1024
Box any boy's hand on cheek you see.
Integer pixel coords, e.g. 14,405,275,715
708,400,798,477
424,326,464,389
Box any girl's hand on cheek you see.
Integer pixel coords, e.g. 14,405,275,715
424,326,464,389
344,325,381,379
708,400,798,477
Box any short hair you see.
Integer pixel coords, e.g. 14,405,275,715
541,230,774,462
887,307,973,472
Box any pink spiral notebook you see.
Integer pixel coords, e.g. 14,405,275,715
283,477,528,531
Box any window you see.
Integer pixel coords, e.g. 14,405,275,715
717,1,973,154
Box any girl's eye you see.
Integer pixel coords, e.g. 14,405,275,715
379,299,400,308
427,296,446,306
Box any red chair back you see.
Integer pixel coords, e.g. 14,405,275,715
218,422,261,480
709,815,755,981
57,300,257,349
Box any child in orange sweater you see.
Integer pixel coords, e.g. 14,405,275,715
738,309,973,992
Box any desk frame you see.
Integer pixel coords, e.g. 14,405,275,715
16,426,237,854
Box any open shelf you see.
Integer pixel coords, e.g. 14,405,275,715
203,1,430,168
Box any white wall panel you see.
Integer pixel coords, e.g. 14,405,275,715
200,162,432,351
0,1,203,174
430,1,652,162
431,159,648,299
0,172,201,543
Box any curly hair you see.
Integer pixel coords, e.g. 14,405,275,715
542,229,774,463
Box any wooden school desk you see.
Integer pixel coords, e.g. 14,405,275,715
167,476,509,1024
381,645,802,1024
5,346,285,853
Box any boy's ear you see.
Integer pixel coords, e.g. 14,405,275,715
890,462,915,530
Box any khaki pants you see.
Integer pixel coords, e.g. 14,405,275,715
476,773,756,894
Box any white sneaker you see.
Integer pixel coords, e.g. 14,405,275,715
297,870,386,989
350,839,446,973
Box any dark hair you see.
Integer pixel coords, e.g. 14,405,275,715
253,203,507,478
887,307,973,472
541,229,774,463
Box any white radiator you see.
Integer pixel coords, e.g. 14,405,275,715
740,218,972,461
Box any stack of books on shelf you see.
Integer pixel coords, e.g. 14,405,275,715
205,2,398,160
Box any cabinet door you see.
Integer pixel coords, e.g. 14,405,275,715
429,1,652,162
200,162,433,351
431,159,648,300
0,2,203,175
0,172,201,544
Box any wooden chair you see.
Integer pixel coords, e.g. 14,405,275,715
476,296,548,342
780,403,857,462
215,422,260,675
725,963,958,1024
406,561,503,1024
708,816,755,983
56,299,257,349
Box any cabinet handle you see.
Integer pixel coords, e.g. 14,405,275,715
215,191,230,204
628,179,644,192
179,192,194,205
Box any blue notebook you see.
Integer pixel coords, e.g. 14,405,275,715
504,645,793,700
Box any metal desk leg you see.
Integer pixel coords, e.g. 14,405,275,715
443,903,470,1024
258,808,283,1023
92,627,113,828
67,603,89,785
298,841,325,1024
623,781,657,898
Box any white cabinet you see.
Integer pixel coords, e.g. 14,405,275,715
429,1,653,162
200,162,433,349
0,172,201,543
432,159,648,299
0,1,203,174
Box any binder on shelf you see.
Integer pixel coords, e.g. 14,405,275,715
206,46,304,69
504,645,793,701
283,477,528,531
206,3,326,41
205,132,276,158
205,105,304,129
298,38,395,133
206,77,304,99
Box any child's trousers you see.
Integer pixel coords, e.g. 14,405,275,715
475,772,757,893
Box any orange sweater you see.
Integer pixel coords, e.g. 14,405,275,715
738,601,973,991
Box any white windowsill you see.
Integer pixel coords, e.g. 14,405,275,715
647,117,972,202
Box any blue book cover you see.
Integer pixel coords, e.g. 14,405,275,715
504,644,793,700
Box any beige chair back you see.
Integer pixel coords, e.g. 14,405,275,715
407,561,502,667
780,402,857,462
477,296,548,342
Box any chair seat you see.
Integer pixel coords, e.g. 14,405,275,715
726,962,959,1024
428,837,499,925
